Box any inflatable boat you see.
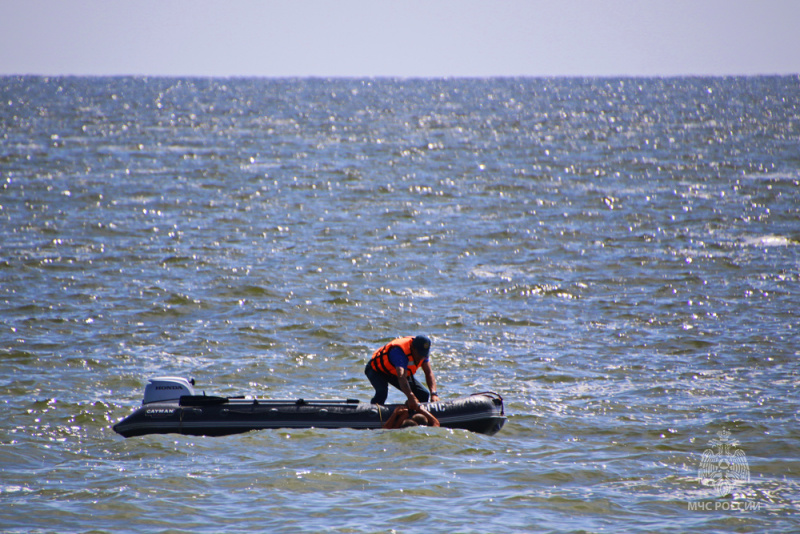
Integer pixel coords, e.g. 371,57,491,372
113,377,506,438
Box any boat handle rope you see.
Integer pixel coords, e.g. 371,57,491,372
471,391,505,415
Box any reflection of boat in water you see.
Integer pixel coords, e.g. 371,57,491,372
113,377,507,438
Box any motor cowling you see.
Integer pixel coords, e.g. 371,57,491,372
142,377,195,404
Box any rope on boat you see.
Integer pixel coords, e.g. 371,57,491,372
470,391,505,415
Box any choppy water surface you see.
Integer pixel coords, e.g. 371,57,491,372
1,76,799,532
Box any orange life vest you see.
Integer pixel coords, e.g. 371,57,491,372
368,337,421,377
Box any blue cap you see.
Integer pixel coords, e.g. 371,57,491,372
412,336,431,358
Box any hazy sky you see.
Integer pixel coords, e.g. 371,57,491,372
2,0,799,77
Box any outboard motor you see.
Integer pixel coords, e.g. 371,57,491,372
142,377,195,404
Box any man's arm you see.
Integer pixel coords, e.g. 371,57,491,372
415,405,440,427
396,368,420,410
383,406,409,429
420,360,439,401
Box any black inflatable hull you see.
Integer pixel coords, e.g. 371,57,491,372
113,393,506,437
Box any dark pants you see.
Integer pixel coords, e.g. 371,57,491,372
365,364,430,405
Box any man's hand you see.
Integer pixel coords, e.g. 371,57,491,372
397,369,420,410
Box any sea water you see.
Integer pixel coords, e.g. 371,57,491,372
1,76,798,532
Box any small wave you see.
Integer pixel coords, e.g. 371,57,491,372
740,235,797,248
744,171,800,182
